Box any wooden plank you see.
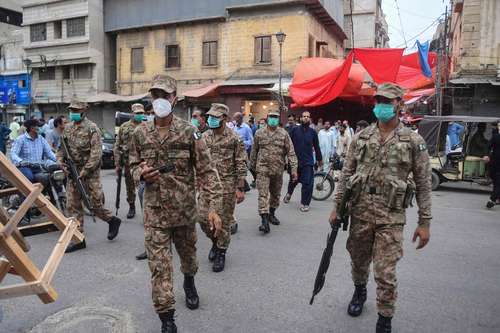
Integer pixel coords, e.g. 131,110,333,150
19,221,59,237
0,281,46,300
0,259,10,283
0,184,42,238
0,224,57,303
0,206,30,252
40,218,77,284
0,187,19,197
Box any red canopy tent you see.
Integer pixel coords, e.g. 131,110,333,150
289,48,437,108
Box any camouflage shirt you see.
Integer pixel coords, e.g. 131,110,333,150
203,127,247,193
113,119,141,166
250,126,298,176
335,123,432,226
56,118,102,176
129,116,223,228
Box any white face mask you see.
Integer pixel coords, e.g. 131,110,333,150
146,115,155,122
153,98,173,118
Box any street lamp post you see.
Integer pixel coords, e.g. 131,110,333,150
275,31,286,113
23,59,32,119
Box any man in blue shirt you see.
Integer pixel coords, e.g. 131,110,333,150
232,112,254,155
447,122,465,149
285,111,323,212
10,119,57,183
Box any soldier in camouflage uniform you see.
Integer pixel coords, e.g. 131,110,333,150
57,99,122,253
250,109,298,234
114,103,145,219
198,103,247,272
329,83,432,333
129,74,223,333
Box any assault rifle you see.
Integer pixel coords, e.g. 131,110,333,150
60,137,96,223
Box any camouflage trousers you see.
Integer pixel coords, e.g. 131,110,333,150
144,214,198,313
256,173,283,214
67,173,113,232
346,217,404,317
124,165,136,206
199,192,236,249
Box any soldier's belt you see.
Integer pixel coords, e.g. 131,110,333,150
364,186,383,195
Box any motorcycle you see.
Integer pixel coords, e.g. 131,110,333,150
1,163,67,222
312,154,343,201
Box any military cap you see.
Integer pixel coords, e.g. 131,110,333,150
131,103,145,113
149,74,176,94
68,99,88,110
375,83,405,100
206,103,229,117
267,107,280,116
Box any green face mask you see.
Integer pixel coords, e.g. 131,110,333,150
134,114,145,122
69,112,82,122
191,118,200,128
267,117,279,127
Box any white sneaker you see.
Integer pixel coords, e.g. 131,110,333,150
300,205,310,212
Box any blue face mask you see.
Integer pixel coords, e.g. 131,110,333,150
373,103,396,123
267,117,279,127
191,118,200,128
69,112,82,122
207,116,222,129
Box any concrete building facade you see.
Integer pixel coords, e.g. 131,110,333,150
22,0,113,118
448,0,500,117
343,0,389,49
106,0,346,120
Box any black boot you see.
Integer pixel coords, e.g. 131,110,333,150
183,275,199,310
269,208,281,225
376,314,392,333
135,251,147,260
208,242,217,262
127,204,136,219
65,239,86,253
159,310,177,333
486,200,495,209
231,223,238,234
259,214,270,233
107,216,121,240
212,248,226,273
347,284,367,317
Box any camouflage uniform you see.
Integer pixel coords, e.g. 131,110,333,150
56,101,113,232
129,78,222,313
335,94,432,317
250,119,298,214
113,103,144,207
199,110,247,249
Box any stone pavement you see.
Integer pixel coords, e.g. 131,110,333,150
1,171,499,333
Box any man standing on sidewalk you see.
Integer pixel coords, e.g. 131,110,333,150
284,111,323,212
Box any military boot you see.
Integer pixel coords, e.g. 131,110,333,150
269,207,281,225
212,248,226,273
259,214,270,234
126,204,136,219
159,310,177,333
347,284,367,317
376,314,392,333
135,251,147,260
65,239,86,253
183,275,199,310
107,216,122,240
231,222,238,234
208,241,217,262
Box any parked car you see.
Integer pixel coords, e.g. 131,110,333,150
101,129,115,169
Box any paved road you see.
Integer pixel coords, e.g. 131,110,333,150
1,170,500,333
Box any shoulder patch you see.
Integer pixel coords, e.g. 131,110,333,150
193,131,202,140
418,143,427,151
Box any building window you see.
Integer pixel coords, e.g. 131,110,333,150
131,47,144,72
39,67,55,80
30,23,47,42
74,64,92,79
202,41,218,66
67,17,86,38
254,36,271,64
54,21,62,39
165,45,180,68
62,66,71,79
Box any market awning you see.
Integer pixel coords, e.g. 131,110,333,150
183,82,221,98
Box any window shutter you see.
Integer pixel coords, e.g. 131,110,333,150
210,42,217,66
254,37,261,63
202,42,210,66
262,36,271,63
